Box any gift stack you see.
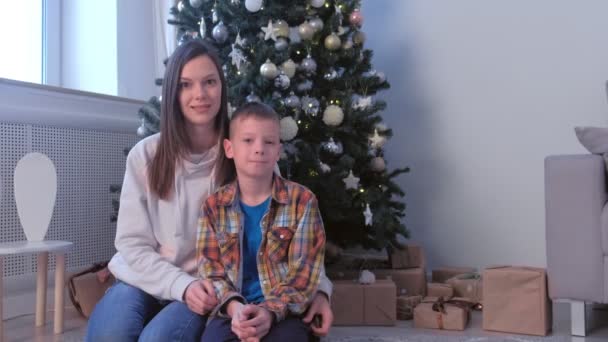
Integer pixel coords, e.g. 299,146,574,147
328,244,427,325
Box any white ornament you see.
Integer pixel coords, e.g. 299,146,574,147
231,0,240,4
369,129,386,149
229,45,247,71
260,59,279,79
353,96,373,110
363,204,373,226
261,20,277,41
310,0,325,8
359,269,376,284
234,32,245,46
245,0,263,12
189,0,203,8
322,105,344,126
280,116,299,141
343,170,360,190
319,162,331,173
370,157,386,172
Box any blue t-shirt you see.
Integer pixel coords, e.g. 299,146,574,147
240,196,271,304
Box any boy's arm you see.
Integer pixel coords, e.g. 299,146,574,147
258,192,326,322
196,199,245,315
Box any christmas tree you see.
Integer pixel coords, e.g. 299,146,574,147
137,0,409,252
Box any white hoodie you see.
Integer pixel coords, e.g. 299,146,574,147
109,134,332,302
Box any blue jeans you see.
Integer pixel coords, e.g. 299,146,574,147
85,281,207,342
201,316,316,342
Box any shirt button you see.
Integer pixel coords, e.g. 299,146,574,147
259,252,263,256
279,234,285,239
263,280,267,284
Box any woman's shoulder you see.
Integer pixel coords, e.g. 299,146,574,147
127,133,161,163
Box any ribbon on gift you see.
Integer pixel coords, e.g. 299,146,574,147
427,296,474,330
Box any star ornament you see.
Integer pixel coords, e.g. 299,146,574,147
343,170,360,190
261,20,278,41
353,96,372,110
369,129,386,149
363,203,373,226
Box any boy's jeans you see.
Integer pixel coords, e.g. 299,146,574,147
85,281,207,342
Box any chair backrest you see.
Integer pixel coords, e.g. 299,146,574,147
14,152,57,241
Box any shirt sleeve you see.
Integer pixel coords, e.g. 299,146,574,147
112,146,196,302
258,192,326,321
196,198,244,311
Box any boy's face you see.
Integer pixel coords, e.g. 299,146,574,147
224,116,281,180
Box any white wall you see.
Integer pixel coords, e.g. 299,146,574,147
363,0,608,269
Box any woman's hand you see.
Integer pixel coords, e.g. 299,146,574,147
183,279,218,315
302,292,333,336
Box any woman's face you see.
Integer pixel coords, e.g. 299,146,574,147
178,55,222,130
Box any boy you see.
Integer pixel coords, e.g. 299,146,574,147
197,102,326,341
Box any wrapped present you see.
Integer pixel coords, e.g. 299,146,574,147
432,266,477,283
389,244,426,269
482,266,552,336
332,279,396,326
427,283,454,299
413,297,470,331
375,268,427,297
446,273,483,305
326,268,361,281
397,295,422,320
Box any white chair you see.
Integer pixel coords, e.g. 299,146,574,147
0,152,73,339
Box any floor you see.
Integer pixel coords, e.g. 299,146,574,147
1,303,608,342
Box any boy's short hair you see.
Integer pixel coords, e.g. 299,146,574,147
229,102,280,137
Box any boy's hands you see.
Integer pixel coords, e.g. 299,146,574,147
184,279,218,315
231,304,273,342
302,292,333,336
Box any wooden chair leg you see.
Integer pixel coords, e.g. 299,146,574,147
35,252,48,327
53,253,66,334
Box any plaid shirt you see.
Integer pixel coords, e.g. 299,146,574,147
196,174,326,321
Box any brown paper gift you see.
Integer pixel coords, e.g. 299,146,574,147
397,295,422,320
432,267,476,283
326,268,361,281
375,268,427,297
389,244,426,269
446,273,483,304
67,264,115,318
482,266,552,336
331,280,396,326
427,283,454,299
413,297,470,331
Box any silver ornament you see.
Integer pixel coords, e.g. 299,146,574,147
309,17,324,32
322,138,343,155
300,55,317,74
245,0,263,12
260,59,279,79
285,93,301,108
370,157,386,172
274,73,290,89
189,0,203,8
310,0,325,8
246,92,261,103
301,96,320,116
324,68,338,80
296,79,313,92
274,37,288,51
212,22,229,43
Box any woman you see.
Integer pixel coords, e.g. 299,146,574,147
86,39,333,342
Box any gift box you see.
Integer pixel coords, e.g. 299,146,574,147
331,280,396,326
432,267,476,283
397,295,423,320
482,266,552,336
326,268,361,281
413,297,470,331
389,244,426,269
375,268,427,297
427,283,454,299
446,273,483,305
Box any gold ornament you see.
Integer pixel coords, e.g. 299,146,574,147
298,21,315,40
324,33,341,51
280,59,297,78
274,20,289,38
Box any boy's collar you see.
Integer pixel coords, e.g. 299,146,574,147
217,173,289,206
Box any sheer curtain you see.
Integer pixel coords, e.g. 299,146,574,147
152,0,177,82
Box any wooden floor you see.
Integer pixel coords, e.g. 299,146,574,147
3,303,608,341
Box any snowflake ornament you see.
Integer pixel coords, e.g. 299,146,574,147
228,45,247,71
352,96,373,110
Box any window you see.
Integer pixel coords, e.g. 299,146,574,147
0,0,43,84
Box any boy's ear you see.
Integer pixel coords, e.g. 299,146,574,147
223,138,234,159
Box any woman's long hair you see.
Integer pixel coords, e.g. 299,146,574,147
148,39,229,199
